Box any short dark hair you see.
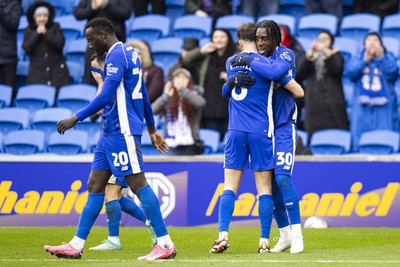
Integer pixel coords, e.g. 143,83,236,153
237,22,257,42
256,20,282,47
85,17,115,34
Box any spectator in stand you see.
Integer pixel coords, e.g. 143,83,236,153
168,37,200,85
185,0,231,26
0,0,21,99
240,0,279,19
296,30,349,144
305,0,343,21
353,0,399,19
23,1,70,95
132,0,166,17
126,39,164,103
152,68,206,155
74,0,131,85
183,28,237,140
347,31,399,151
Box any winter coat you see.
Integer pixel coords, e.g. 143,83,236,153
0,0,21,65
23,1,70,89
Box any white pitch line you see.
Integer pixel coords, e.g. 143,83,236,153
0,259,400,264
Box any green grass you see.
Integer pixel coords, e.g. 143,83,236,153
0,227,399,267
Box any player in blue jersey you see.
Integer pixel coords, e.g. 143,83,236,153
210,22,282,254
229,20,304,253
43,18,176,261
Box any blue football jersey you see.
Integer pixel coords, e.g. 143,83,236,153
226,51,275,137
271,46,298,127
77,42,154,135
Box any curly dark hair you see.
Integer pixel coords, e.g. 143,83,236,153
85,17,115,34
256,20,282,48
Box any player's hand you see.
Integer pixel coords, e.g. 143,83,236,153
227,71,255,88
57,116,78,134
150,131,169,154
230,54,253,68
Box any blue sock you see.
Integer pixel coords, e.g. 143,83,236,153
272,177,290,228
105,199,121,237
276,174,301,225
136,185,168,237
259,194,274,238
218,190,235,232
76,193,105,239
120,196,147,224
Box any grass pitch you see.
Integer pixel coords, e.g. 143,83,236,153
0,226,399,266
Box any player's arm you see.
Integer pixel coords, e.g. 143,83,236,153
142,76,155,127
222,58,255,98
276,68,304,98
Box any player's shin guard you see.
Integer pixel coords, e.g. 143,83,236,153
218,190,235,232
76,193,105,239
106,200,121,237
276,174,301,225
259,194,274,238
120,196,147,223
137,185,168,237
272,178,290,228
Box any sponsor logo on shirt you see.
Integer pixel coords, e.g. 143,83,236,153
280,51,292,61
132,50,138,64
106,63,118,76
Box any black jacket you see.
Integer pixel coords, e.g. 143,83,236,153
0,0,21,65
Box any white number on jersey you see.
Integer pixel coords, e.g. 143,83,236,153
132,68,143,100
276,152,293,166
112,151,129,167
231,87,248,101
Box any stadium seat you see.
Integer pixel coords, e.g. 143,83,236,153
309,129,351,155
358,130,400,155
382,37,400,59
3,130,45,155
57,84,97,113
297,130,308,146
14,84,56,113
165,0,185,22
340,14,381,44
297,14,338,39
334,37,359,76
47,130,88,155
88,131,100,153
65,38,88,67
16,60,29,88
54,15,86,51
75,117,101,137
343,0,354,16
151,38,183,78
0,132,2,153
0,108,30,135
0,85,12,108
42,0,72,16
31,108,72,143
66,61,84,84
17,15,28,42
279,0,305,21
342,78,355,107
172,15,212,39
258,14,296,36
141,129,161,155
382,14,400,39
199,128,220,154
297,37,312,51
200,37,211,47
215,15,255,39
128,15,170,44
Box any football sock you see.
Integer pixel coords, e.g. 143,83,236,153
75,193,105,241
279,225,292,239
120,196,147,224
292,223,303,237
276,174,301,225
272,177,290,228
219,231,229,239
105,199,121,238
157,234,174,248
108,236,120,244
259,194,274,238
69,236,85,250
218,190,235,232
259,237,269,245
137,185,168,238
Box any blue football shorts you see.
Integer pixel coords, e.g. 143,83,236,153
224,130,274,171
274,120,297,177
108,174,129,188
92,133,144,177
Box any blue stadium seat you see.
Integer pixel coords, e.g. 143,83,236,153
382,37,400,59
75,117,101,137
334,37,359,76
0,85,12,108
279,0,305,21
65,38,87,67
57,84,97,113
151,38,182,78
297,14,338,39
358,130,400,155
172,15,212,39
0,108,30,135
14,84,56,113
31,108,72,143
200,37,210,47
297,130,308,146
42,0,72,16
258,14,296,36
199,128,220,154
47,130,88,155
3,130,45,155
54,15,86,51
342,78,355,107
66,61,84,84
0,132,2,153
382,14,400,39
215,15,255,40
88,131,100,153
128,15,170,44
165,0,185,22
141,130,161,155
16,60,29,88
17,15,28,42
297,37,312,51
340,14,381,44
309,129,351,155
343,0,354,16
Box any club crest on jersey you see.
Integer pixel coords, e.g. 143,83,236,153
106,63,118,76
280,51,292,61
132,50,138,64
